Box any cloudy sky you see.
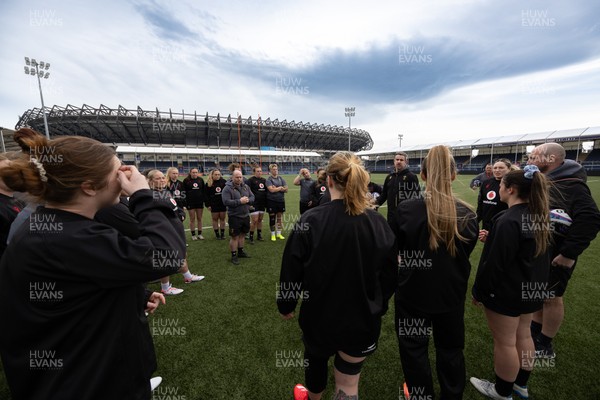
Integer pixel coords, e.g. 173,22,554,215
1,0,599,150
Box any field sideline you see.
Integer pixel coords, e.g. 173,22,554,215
0,174,598,399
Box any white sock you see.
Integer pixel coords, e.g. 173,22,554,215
271,231,276,236
161,282,171,292
183,271,193,280
276,230,281,235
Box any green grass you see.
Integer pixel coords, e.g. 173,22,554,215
1,174,599,399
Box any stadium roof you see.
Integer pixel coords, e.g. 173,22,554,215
116,145,321,157
358,126,600,156
16,104,374,152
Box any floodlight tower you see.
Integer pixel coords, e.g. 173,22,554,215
344,106,355,151
24,57,51,139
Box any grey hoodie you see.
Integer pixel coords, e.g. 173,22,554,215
222,180,255,218
547,159,587,183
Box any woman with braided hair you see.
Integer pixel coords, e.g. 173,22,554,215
0,128,186,399
471,165,551,400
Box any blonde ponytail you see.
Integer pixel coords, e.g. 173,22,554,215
326,152,370,215
421,145,471,256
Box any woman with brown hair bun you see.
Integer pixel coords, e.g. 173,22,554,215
391,145,478,400
278,152,397,400
0,128,186,400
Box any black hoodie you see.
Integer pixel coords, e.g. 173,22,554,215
546,160,600,260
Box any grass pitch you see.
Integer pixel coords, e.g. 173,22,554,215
0,174,598,399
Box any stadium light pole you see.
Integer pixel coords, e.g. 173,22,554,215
24,57,51,139
398,133,403,149
344,107,355,151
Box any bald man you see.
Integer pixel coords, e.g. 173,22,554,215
527,143,600,358
222,170,255,265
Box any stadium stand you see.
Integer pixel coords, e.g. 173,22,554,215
15,104,373,152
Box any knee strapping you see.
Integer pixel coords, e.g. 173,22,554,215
334,353,364,375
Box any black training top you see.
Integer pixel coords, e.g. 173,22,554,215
182,177,205,206
203,178,227,210
0,189,185,400
391,197,479,313
310,182,328,206
278,199,397,352
167,179,186,210
472,203,550,314
476,178,508,231
247,176,268,208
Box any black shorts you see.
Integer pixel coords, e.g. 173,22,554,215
302,336,378,359
251,204,266,213
481,299,543,318
228,215,250,237
210,204,226,213
267,201,285,214
548,263,576,297
186,203,204,210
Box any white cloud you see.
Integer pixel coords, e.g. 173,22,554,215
1,0,599,154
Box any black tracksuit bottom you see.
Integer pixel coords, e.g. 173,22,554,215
395,299,466,400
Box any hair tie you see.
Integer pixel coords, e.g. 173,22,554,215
30,157,48,182
523,164,539,179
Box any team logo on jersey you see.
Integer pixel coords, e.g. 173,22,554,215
259,183,265,189
174,190,181,196
193,183,198,188
170,198,177,207
216,187,222,193
486,191,497,201
320,186,326,192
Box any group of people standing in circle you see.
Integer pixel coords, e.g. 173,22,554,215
0,126,598,400
141,162,330,266
279,146,599,400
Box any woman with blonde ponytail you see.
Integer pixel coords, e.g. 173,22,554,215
277,152,397,400
391,145,478,400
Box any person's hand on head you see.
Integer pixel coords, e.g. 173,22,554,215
118,165,149,196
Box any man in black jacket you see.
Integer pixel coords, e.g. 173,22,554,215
528,143,600,358
375,152,420,224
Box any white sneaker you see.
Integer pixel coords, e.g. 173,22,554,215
161,286,184,295
191,236,198,241
513,384,529,399
198,234,205,240
470,377,512,399
184,274,205,283
150,376,162,391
